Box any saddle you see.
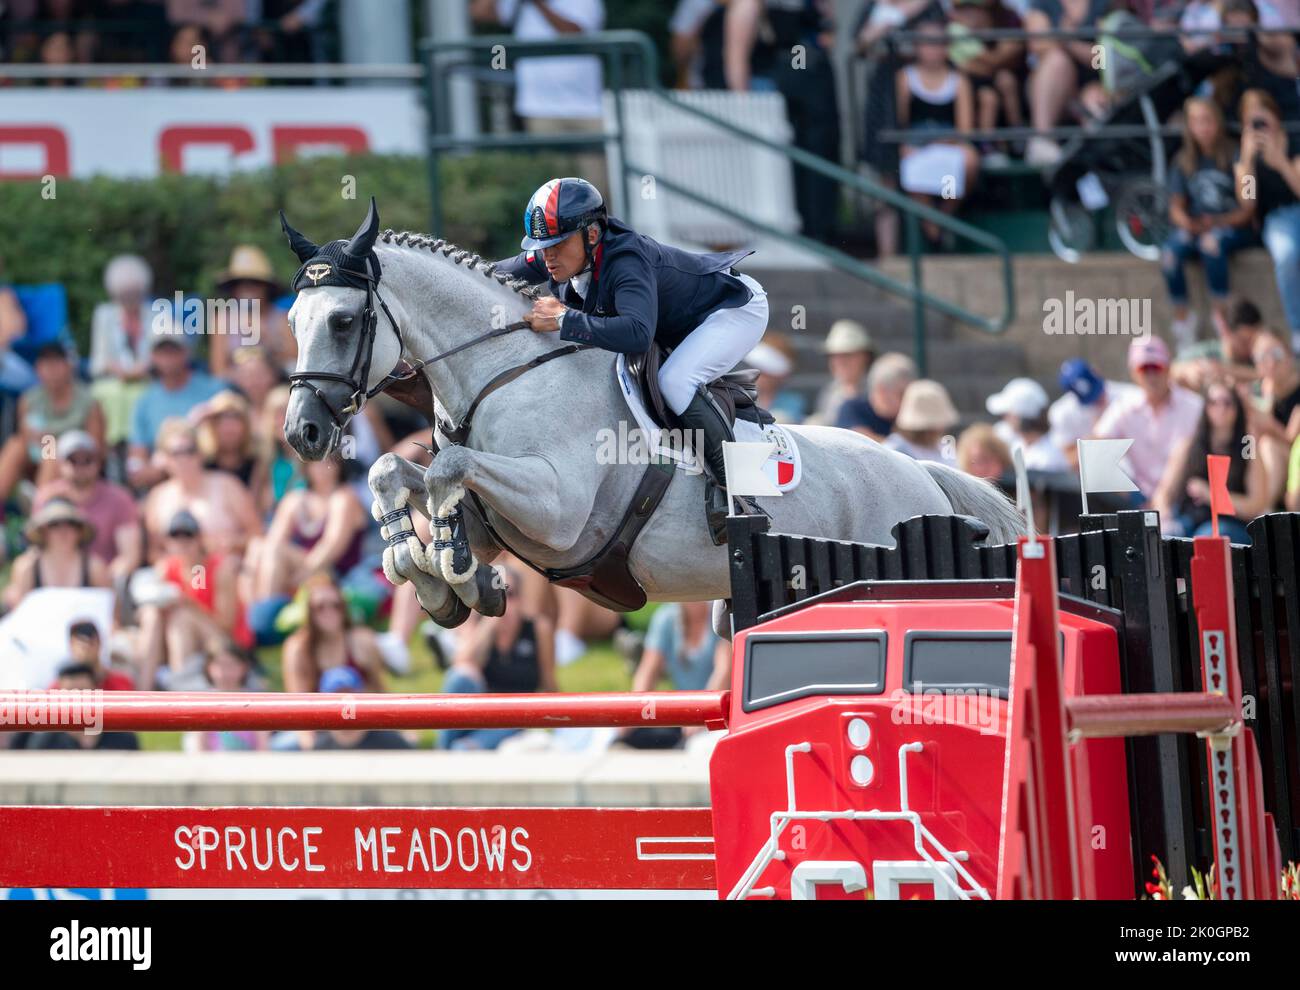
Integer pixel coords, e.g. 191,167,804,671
540,346,776,612
624,344,772,432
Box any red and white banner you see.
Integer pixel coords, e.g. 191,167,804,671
0,807,717,891
0,88,425,180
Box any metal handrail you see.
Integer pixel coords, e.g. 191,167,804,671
418,31,1015,374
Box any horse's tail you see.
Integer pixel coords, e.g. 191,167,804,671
922,462,1025,545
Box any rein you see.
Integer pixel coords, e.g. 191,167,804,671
288,260,583,448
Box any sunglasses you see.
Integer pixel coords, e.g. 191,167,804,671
67,454,97,467
1136,363,1167,375
168,529,199,540
46,520,81,531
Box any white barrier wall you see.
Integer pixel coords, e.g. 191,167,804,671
0,88,426,179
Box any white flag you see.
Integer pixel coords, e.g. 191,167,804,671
722,441,781,497
1077,438,1139,494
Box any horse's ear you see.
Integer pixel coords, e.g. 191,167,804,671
344,197,380,258
280,211,319,262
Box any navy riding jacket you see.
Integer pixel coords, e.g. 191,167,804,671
495,217,754,353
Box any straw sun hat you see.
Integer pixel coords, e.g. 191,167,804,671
894,379,960,432
24,498,96,548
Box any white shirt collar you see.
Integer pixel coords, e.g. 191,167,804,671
569,269,593,300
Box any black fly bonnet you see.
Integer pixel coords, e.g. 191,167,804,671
281,197,403,431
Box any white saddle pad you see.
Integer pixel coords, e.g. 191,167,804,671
614,354,802,492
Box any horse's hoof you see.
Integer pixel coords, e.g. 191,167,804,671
475,566,507,617
424,589,470,629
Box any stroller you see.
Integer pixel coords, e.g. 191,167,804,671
1043,27,1231,264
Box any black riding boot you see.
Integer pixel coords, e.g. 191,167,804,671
678,389,768,546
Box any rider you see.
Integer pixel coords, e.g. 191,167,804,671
496,177,770,545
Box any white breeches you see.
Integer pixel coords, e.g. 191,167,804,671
658,272,769,415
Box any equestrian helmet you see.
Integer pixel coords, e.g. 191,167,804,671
521,177,606,250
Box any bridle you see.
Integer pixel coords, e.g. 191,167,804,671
287,253,577,448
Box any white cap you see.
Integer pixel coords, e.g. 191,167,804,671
985,377,1049,419
745,342,791,377
824,319,874,355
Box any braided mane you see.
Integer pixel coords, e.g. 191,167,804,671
379,229,542,300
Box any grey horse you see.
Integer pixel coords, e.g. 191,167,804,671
281,201,1023,632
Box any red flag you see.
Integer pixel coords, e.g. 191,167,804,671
1206,454,1234,537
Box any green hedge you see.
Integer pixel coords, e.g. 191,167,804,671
0,151,573,351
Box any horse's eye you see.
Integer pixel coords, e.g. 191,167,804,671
332,314,354,333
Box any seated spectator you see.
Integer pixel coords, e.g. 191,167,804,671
885,379,960,463
956,423,1014,480
4,499,110,610
836,351,918,442
1234,88,1300,350
127,323,225,488
1172,298,1266,389
183,642,268,753
1092,337,1204,503
66,619,135,691
0,260,34,396
0,342,104,501
32,430,141,583
1024,0,1109,166
1218,2,1300,155
810,320,875,425
20,660,140,752
745,335,805,422
281,573,385,695
440,571,555,751
948,0,1026,163
313,666,412,751
194,390,257,485
165,0,247,65
1249,332,1300,502
986,377,1069,471
209,246,294,377
1162,98,1256,348
227,345,283,418
143,418,260,558
247,454,367,640
249,383,303,515
1049,358,1138,467
620,601,728,750
89,254,155,459
895,18,980,247
136,509,253,688
1154,379,1270,543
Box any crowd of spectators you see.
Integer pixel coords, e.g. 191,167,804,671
804,290,1300,547
0,0,334,78
660,0,1300,251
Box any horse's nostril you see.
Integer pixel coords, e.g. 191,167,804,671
303,422,320,444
